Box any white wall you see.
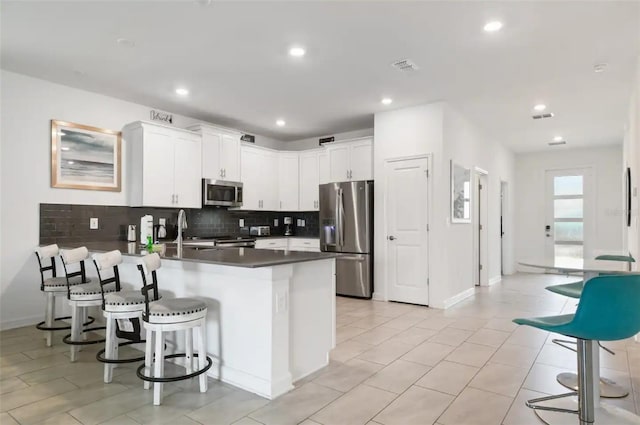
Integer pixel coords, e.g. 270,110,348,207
0,70,283,329
284,128,374,151
515,146,624,268
373,102,515,308
623,55,640,259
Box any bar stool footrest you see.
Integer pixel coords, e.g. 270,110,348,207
96,340,146,364
63,326,106,345
136,353,212,383
526,391,579,415
37,315,95,331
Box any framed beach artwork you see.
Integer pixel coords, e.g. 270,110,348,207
451,160,471,223
51,120,121,191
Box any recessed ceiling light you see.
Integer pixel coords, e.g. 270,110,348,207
483,21,503,32
381,98,393,105
116,38,135,48
534,104,547,111
289,47,306,57
553,136,563,142
276,119,286,127
175,87,189,96
594,63,608,73
61,147,70,151
68,161,75,165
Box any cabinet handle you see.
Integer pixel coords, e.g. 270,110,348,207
176,194,179,204
222,169,226,178
220,169,223,178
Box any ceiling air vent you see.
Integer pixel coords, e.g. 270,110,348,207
548,140,567,146
391,59,419,72
532,112,555,120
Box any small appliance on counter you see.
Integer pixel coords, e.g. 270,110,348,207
283,217,294,236
127,224,136,242
249,226,270,236
140,215,153,244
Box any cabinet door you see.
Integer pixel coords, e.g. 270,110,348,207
220,134,241,181
261,150,279,210
318,151,330,185
299,151,319,210
240,146,262,210
328,145,350,182
349,139,373,181
279,153,299,211
201,131,223,179
173,134,202,208
142,128,175,207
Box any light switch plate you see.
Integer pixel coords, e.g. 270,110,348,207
301,219,305,227
90,218,99,229
274,218,278,227
239,219,245,227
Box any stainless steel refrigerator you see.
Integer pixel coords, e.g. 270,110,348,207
319,180,373,298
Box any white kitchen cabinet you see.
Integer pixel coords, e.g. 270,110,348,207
240,144,278,210
255,238,320,252
125,121,202,208
299,151,320,210
279,152,299,211
326,138,373,182
288,238,321,252
255,238,288,250
318,151,330,185
190,124,241,182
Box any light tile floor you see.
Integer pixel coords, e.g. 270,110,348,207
1,273,639,425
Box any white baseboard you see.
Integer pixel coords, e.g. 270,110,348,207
208,363,292,399
0,314,42,331
487,276,502,286
372,291,385,301
431,287,476,309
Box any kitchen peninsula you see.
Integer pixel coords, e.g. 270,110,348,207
72,241,339,399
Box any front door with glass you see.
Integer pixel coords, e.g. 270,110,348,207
545,168,593,263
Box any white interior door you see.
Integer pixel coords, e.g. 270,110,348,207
385,157,429,305
545,168,594,263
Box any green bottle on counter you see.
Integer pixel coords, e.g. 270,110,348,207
146,236,153,251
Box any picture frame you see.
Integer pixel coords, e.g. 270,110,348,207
51,120,122,191
451,160,471,223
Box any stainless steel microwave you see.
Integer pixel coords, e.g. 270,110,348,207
202,179,243,207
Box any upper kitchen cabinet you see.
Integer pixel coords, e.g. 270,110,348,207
124,121,201,208
299,150,321,210
318,151,330,185
279,152,299,211
327,138,373,182
189,124,241,182
240,144,278,210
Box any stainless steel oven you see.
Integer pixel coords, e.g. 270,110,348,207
202,179,243,207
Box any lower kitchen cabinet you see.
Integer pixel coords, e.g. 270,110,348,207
255,238,320,252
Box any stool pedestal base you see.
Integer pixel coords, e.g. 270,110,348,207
534,397,640,425
557,372,630,398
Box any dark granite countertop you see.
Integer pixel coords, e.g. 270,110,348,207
59,241,339,269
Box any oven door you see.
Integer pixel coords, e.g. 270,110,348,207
202,180,243,207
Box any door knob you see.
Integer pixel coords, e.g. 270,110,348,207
388,236,396,241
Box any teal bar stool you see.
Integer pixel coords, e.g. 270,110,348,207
514,274,640,425
545,253,635,398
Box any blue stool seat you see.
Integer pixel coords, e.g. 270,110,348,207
545,281,583,298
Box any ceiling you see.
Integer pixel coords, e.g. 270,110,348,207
1,1,639,152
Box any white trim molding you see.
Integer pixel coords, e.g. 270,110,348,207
486,276,502,286
431,287,476,309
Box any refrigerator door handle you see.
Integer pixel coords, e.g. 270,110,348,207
337,188,345,247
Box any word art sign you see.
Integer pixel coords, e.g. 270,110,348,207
150,110,173,124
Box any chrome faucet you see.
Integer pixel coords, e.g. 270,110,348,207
175,209,187,255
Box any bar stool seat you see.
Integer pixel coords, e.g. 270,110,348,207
42,276,84,291
103,290,148,312
69,282,116,300
546,281,583,298
147,298,207,322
